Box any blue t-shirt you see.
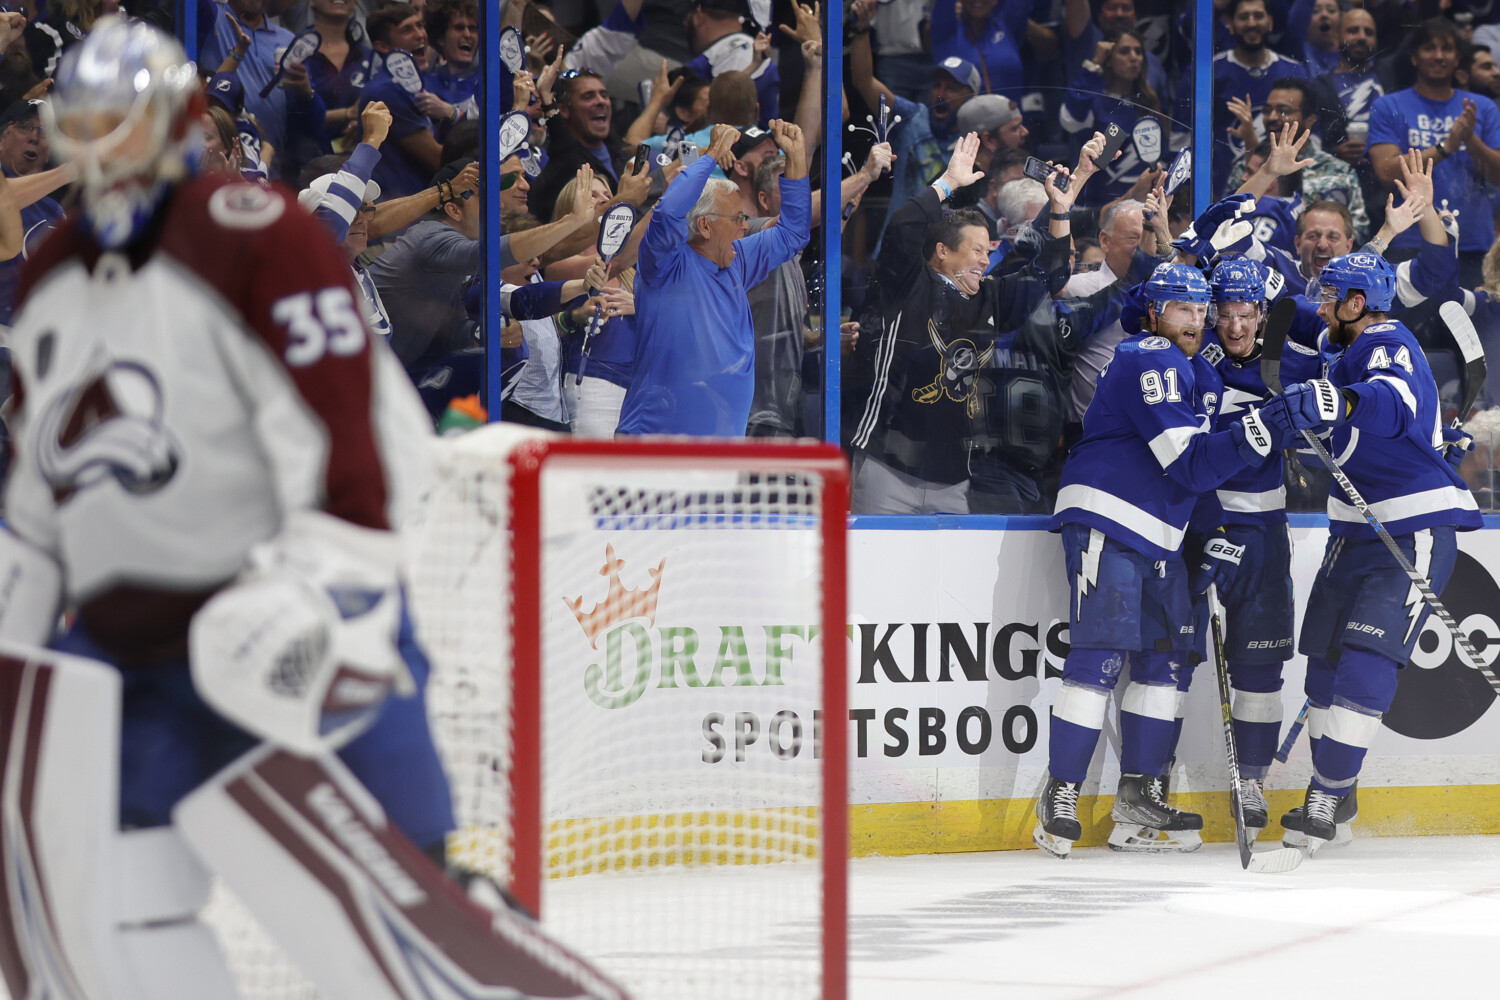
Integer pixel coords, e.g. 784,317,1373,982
305,38,371,143
1366,87,1500,252
357,53,435,200
1327,69,1385,128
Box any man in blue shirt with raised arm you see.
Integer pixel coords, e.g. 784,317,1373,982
617,120,811,437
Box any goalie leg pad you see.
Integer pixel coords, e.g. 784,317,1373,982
174,746,628,1000
0,643,239,1000
0,530,63,646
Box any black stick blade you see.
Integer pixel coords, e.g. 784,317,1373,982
1259,298,1298,396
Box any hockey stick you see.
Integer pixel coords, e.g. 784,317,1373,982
1261,302,1498,688
1273,700,1310,763
1441,301,1487,427
1208,585,1305,873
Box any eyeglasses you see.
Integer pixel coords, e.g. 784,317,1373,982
558,68,602,80
706,211,751,224
357,204,377,217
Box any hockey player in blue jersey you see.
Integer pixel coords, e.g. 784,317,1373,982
1035,263,1305,858
1271,252,1482,850
1188,258,1324,837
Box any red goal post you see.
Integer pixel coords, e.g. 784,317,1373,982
410,427,849,1000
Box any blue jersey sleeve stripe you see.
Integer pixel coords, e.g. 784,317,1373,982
1217,486,1288,513
1366,373,1419,417
1054,483,1186,553
1147,423,1206,469
1327,485,1479,525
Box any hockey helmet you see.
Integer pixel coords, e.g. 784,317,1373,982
45,17,203,248
1142,262,1211,308
1313,252,1396,312
1208,256,1266,304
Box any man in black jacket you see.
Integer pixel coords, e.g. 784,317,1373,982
529,69,626,221
844,130,1108,514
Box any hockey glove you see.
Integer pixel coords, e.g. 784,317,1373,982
1191,530,1245,596
1171,194,1255,261
1231,407,1280,463
1277,379,1352,431
1441,425,1475,470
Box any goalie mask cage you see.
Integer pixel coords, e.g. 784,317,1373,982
204,425,849,1000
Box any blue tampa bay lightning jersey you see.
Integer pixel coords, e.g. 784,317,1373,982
1321,319,1481,536
1053,335,1254,560
1198,328,1325,526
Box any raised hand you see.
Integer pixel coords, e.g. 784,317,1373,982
526,32,557,61
1383,189,1429,236
536,46,566,105
451,161,481,197
779,1,821,44
1395,146,1435,205
1450,99,1478,146
706,123,742,170
770,119,808,178
1065,129,1109,196
861,141,894,181
850,0,876,32
650,57,680,106
361,100,392,148
750,31,772,69
1227,93,1258,147
569,163,597,224
939,131,986,190
801,39,822,68
617,153,653,204
1263,121,1316,177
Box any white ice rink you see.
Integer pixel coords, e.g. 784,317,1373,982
847,838,1500,999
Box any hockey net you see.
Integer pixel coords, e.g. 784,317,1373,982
204,425,848,1000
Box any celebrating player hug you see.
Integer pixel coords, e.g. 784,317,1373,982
1034,172,1483,862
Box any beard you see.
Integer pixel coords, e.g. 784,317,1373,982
1236,32,1266,53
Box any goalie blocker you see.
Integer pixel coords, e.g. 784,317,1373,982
0,643,629,1000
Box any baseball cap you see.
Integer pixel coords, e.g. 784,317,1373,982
206,73,245,116
731,125,777,159
933,56,982,94
956,95,1017,134
298,172,382,214
0,99,42,131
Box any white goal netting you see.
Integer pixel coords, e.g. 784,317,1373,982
205,425,845,1000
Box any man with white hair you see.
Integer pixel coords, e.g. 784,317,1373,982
617,119,810,437
1063,198,1155,422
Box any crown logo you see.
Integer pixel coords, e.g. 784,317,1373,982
564,545,665,647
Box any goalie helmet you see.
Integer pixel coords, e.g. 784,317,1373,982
43,17,204,248
1314,252,1396,312
1208,256,1266,304
1142,262,1211,308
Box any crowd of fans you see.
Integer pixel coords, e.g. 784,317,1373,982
2,0,1500,515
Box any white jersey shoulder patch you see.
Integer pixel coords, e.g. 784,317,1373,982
1138,336,1172,350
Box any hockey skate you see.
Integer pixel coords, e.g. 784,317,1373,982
1239,776,1269,837
1108,774,1203,853
1281,780,1357,850
1033,775,1083,858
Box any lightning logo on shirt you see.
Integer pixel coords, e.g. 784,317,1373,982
1402,580,1425,644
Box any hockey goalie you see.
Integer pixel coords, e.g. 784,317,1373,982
0,18,624,1000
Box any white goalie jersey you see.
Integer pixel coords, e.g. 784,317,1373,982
3,176,432,660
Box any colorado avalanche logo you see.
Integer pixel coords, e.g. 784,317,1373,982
34,353,181,504
912,320,995,405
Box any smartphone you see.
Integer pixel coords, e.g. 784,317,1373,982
1099,122,1130,165
632,145,651,175
1022,155,1069,192
679,142,701,168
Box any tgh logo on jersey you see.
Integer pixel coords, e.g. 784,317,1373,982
1385,549,1500,740
34,352,181,504
912,320,995,407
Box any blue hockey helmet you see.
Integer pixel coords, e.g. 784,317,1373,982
1142,262,1211,308
1314,252,1396,312
1208,256,1266,304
